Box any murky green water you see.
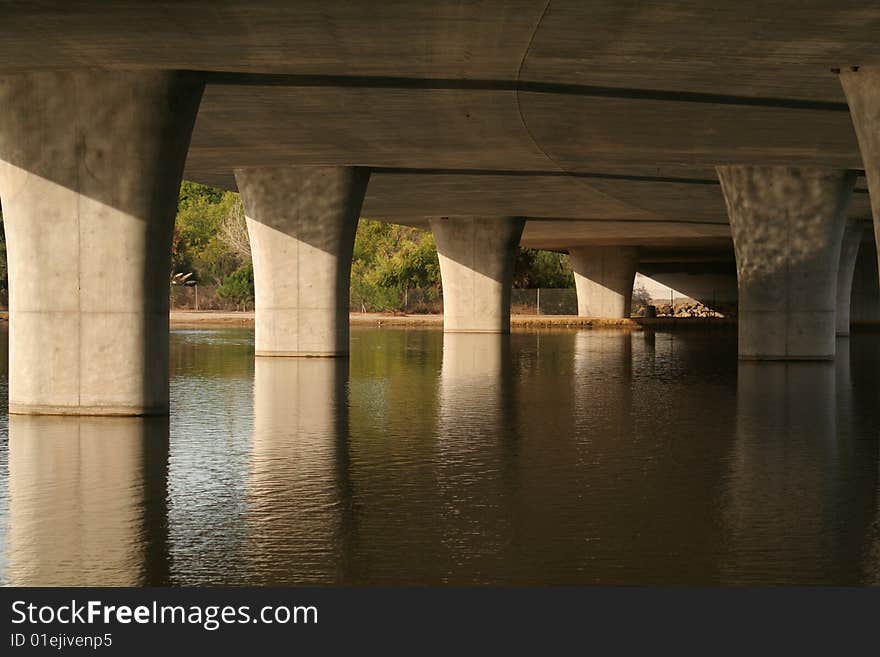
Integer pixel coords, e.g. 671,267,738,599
0,326,878,586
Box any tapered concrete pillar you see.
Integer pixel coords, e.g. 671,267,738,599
851,237,880,324
841,67,880,274
836,223,867,336
429,216,524,333
234,167,369,357
569,246,638,318
0,71,203,415
717,166,855,360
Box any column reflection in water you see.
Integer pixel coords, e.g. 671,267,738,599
434,332,516,581
245,357,351,584
5,416,169,586
845,334,880,585
724,360,877,584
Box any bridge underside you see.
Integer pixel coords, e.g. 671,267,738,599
3,2,880,413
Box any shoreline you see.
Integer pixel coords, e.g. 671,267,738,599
164,310,737,330
2,309,877,331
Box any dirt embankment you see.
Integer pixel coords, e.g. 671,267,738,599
166,311,735,330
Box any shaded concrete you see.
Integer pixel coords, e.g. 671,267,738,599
851,237,880,324
841,66,880,276
837,223,867,336
5,415,170,586
643,271,739,310
569,246,638,318
235,166,369,357
717,166,855,360
430,216,524,333
0,70,203,415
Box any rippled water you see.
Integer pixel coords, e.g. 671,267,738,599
0,326,878,586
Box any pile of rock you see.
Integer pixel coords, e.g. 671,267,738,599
653,300,729,318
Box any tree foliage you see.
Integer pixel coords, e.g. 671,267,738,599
172,181,246,286
351,220,441,311
514,248,574,288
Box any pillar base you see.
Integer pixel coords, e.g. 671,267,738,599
570,246,638,319
430,216,524,333
8,404,170,417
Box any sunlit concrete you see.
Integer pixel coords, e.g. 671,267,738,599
837,223,868,336
569,246,638,318
235,166,369,357
5,416,169,586
0,71,202,415
430,216,524,333
717,166,855,360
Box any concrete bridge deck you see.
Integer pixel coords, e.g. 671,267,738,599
2,1,878,248
2,2,880,414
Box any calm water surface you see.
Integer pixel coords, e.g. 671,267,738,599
0,326,878,586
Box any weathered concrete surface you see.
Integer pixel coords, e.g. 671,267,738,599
841,66,880,276
6,415,169,585
569,247,638,319
836,223,867,336
235,166,369,357
0,70,203,415
851,237,880,324
430,216,524,333
717,166,855,360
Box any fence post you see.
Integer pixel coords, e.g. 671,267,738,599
536,288,541,315
195,284,199,311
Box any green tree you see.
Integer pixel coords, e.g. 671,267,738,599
350,219,441,312
217,265,255,309
514,248,574,288
173,182,246,285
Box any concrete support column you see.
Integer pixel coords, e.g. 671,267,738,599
841,67,880,279
717,166,855,360
569,246,638,318
0,71,203,415
836,223,867,336
429,216,524,333
851,237,880,324
234,167,370,357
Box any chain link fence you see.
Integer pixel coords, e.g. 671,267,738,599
170,284,254,311
511,288,578,315
170,285,582,316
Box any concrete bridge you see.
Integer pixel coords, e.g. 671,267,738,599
2,1,880,415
